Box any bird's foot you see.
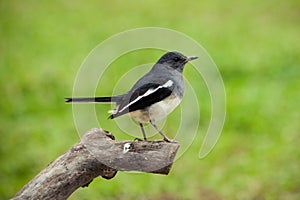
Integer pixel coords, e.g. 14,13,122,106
163,138,171,143
134,137,148,142
162,137,177,143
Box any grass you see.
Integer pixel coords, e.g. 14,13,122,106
1,0,300,199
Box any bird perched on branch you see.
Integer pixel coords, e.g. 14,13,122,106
65,51,198,142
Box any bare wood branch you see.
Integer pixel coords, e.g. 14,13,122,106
13,128,180,200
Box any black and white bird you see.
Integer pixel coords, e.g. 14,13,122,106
65,51,198,142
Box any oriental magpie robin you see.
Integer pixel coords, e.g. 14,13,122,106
65,51,198,142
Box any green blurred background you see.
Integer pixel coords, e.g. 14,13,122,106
1,0,300,199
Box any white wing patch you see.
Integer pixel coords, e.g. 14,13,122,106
118,80,174,113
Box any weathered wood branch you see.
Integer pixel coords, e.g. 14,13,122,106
13,128,180,200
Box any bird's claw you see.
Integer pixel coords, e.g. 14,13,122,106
134,138,147,142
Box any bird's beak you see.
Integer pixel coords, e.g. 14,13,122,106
186,56,199,61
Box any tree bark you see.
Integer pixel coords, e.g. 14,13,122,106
13,128,180,200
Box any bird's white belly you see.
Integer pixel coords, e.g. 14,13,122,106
130,94,181,123
149,95,181,120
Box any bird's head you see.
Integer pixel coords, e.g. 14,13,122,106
156,51,198,72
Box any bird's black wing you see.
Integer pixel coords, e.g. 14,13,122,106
109,81,174,119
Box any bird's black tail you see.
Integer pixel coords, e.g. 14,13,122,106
65,97,114,103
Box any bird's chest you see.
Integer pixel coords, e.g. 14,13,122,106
129,94,181,123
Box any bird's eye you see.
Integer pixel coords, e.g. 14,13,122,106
173,57,180,62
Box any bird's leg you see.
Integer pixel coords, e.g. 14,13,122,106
139,123,148,141
150,120,171,142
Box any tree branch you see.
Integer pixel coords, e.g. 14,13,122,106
13,128,180,200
